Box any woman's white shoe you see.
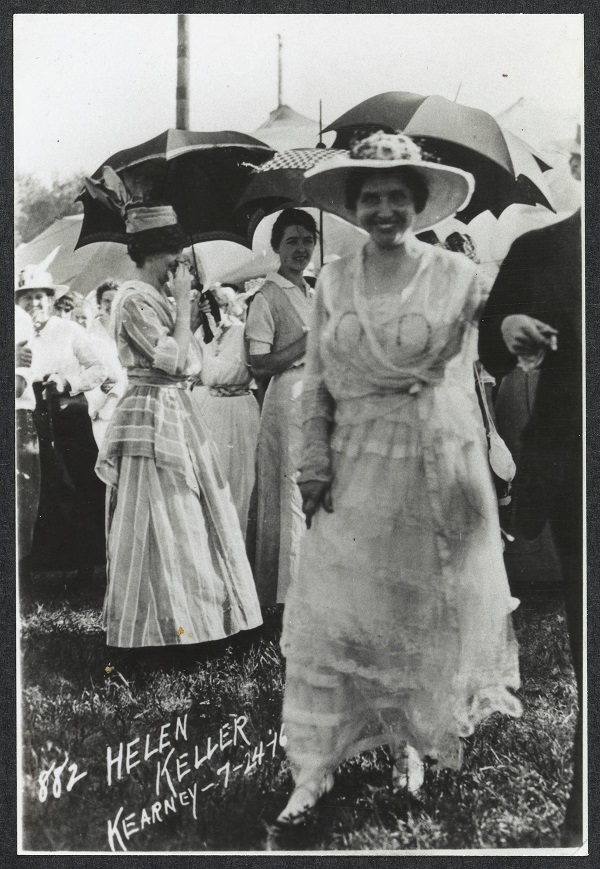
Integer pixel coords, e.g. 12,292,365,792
392,745,424,794
275,771,335,827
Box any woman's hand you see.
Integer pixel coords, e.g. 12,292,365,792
501,315,558,356
170,262,193,306
100,377,117,394
299,480,333,529
190,291,212,333
249,333,307,379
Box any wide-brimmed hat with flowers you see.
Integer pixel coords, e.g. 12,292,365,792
304,131,475,234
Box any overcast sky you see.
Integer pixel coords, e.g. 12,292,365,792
14,13,583,182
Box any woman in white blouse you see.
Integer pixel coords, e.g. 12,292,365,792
244,209,318,608
188,285,258,539
81,283,129,448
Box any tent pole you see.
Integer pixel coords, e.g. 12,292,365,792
176,14,190,130
318,99,324,265
277,34,283,108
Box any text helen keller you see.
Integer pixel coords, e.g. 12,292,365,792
37,713,286,851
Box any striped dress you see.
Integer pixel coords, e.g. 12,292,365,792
95,281,262,648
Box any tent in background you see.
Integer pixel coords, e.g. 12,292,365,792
496,97,580,162
15,214,133,296
15,216,136,297
540,166,581,214
15,215,256,297
215,251,279,287
189,241,261,286
496,98,581,214
252,104,321,151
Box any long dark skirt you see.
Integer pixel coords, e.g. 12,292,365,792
16,409,41,563
31,387,106,572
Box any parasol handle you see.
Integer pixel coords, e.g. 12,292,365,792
190,245,217,343
319,211,324,267
319,99,323,146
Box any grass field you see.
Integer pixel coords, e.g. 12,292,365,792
19,571,577,852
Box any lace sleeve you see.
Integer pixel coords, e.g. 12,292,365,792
298,277,335,485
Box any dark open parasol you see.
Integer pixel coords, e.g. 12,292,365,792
75,129,275,250
323,92,555,222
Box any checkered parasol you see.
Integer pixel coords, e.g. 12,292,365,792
253,148,342,173
237,148,349,246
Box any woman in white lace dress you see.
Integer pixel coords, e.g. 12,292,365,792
276,133,522,826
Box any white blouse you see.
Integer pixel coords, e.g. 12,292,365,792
244,271,314,357
31,316,108,395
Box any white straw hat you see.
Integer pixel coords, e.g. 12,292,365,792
304,131,475,233
15,265,69,297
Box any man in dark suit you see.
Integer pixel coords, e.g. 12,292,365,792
478,136,583,847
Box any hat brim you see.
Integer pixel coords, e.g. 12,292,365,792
14,283,68,297
304,156,475,234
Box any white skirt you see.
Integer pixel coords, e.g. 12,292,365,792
281,407,522,785
191,388,260,538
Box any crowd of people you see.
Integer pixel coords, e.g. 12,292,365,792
15,130,583,845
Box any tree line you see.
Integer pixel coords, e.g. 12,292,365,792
15,173,85,247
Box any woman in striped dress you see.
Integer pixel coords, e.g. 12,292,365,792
95,203,261,649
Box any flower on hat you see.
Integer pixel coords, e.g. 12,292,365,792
17,266,54,290
350,131,424,162
303,130,474,235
